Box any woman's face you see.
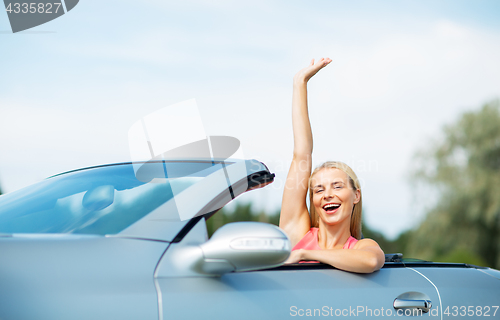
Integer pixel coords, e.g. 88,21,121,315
311,168,360,226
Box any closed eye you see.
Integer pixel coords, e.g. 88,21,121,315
332,182,345,190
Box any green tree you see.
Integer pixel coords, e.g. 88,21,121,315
205,202,281,237
407,100,500,268
362,221,410,255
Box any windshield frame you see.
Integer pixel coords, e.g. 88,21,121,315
0,159,273,241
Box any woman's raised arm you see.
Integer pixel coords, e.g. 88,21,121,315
280,58,332,246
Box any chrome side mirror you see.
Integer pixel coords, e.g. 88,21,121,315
156,221,290,277
201,222,290,273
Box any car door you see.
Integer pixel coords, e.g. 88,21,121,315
408,265,500,319
156,218,442,319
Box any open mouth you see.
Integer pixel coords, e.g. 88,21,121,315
323,203,341,213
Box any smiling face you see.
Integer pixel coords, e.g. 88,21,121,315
310,168,360,227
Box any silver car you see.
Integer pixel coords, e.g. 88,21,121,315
0,159,499,320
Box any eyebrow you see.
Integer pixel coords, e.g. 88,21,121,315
313,181,344,188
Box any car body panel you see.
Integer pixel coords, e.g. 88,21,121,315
478,267,500,280
409,267,500,319
0,236,167,320
156,218,441,319
157,266,441,319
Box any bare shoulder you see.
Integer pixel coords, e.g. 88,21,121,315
353,238,382,250
353,238,385,271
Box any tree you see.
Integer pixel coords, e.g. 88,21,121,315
205,202,280,237
407,100,500,268
362,221,410,255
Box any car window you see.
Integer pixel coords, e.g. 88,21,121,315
0,162,224,235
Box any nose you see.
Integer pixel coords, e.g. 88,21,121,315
323,188,335,199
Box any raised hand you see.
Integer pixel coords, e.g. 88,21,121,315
293,57,332,84
280,57,332,247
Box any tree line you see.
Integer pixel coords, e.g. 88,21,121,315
405,99,500,268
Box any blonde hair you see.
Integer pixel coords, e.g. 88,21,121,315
308,161,363,239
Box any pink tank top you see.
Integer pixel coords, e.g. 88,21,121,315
292,227,358,251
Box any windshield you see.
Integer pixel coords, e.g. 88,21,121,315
0,161,225,235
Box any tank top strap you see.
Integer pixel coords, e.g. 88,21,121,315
292,228,321,251
342,236,358,249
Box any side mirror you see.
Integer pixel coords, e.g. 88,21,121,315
156,221,290,277
201,222,290,273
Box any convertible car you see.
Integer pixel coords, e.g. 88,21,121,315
0,159,499,320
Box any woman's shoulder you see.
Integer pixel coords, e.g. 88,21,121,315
352,238,380,249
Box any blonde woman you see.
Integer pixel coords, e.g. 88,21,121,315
280,58,384,273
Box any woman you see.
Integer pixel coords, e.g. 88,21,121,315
280,58,385,273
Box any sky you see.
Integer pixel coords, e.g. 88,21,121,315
1,0,500,239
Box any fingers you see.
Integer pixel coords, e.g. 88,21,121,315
303,57,332,72
315,57,332,68
284,251,298,264
285,257,298,264
294,57,332,83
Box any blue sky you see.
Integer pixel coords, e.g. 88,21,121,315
1,0,500,238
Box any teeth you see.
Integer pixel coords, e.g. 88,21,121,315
323,204,340,210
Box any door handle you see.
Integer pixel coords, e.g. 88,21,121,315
393,298,432,313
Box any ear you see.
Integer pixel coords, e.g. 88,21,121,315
353,189,361,204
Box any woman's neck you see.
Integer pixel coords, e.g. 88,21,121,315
316,220,352,250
